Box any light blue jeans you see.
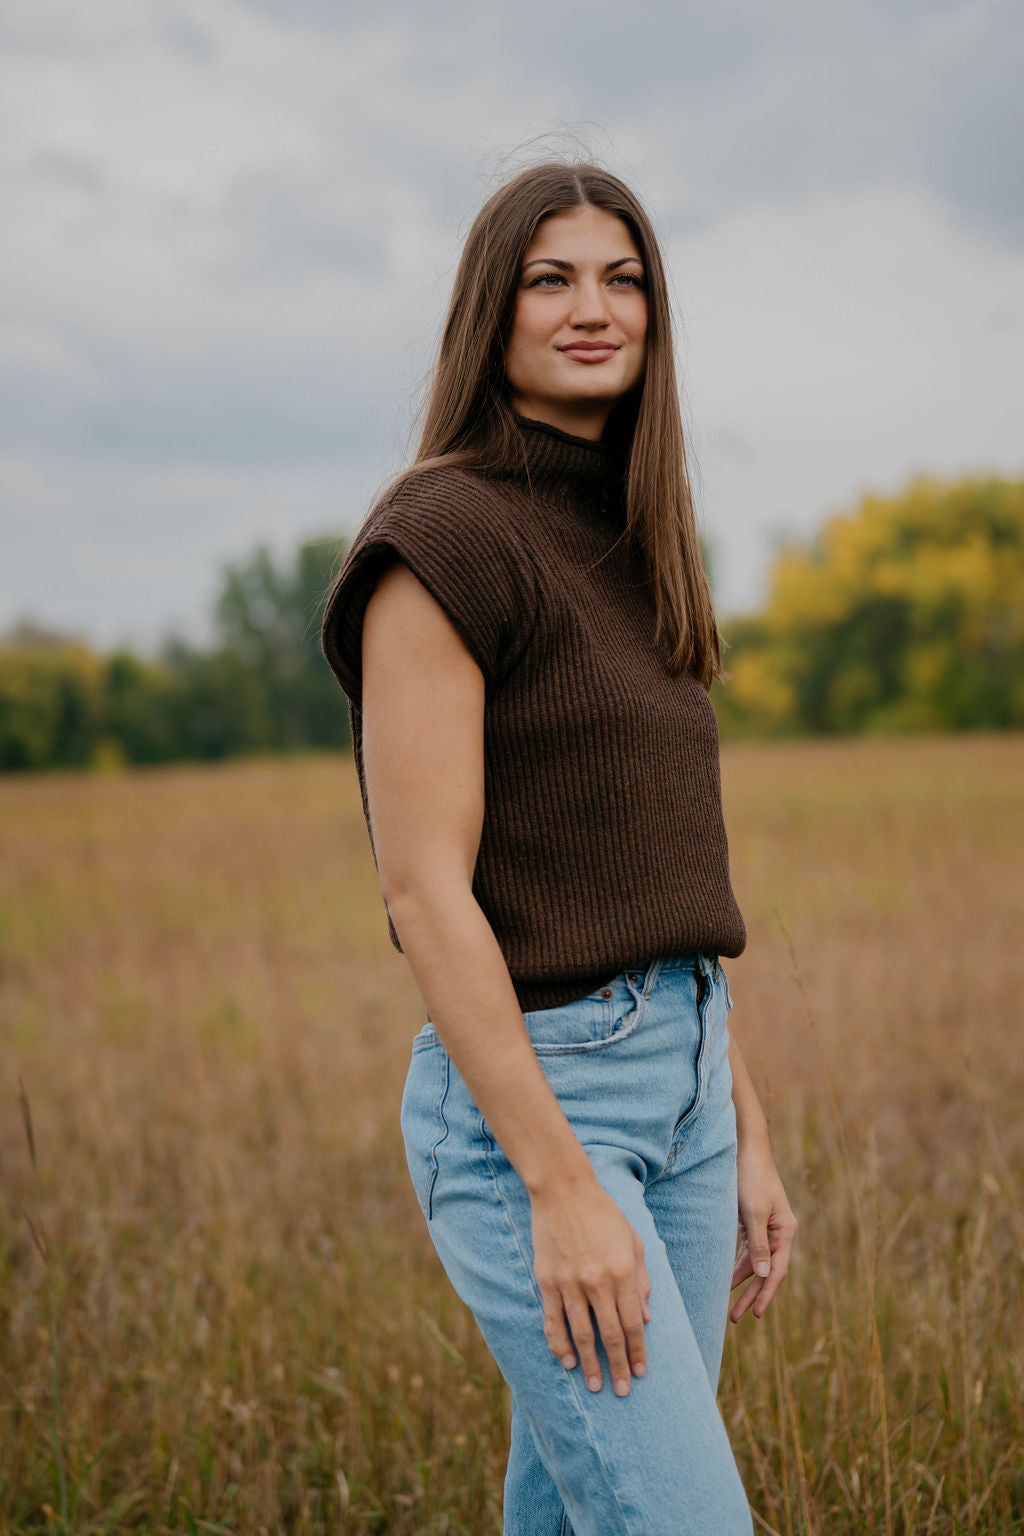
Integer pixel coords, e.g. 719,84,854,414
400,953,754,1535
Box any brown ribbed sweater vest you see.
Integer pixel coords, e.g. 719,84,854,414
321,413,746,1011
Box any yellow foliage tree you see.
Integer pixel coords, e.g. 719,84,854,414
714,474,1024,736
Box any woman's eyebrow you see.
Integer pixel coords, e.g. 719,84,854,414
521,256,644,272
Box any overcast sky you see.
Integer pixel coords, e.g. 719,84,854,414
2,0,1022,651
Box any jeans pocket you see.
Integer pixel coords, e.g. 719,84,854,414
400,1045,451,1221
525,977,647,1055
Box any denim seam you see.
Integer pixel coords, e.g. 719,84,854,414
659,967,715,1176
479,1116,641,1536
424,1052,452,1221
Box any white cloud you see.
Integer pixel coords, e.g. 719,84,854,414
673,183,1024,611
0,0,1020,645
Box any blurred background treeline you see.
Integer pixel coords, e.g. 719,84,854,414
2,469,1022,774
0,539,351,772
713,471,1024,737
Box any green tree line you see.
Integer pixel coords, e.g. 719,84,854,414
0,537,351,772
2,472,1022,772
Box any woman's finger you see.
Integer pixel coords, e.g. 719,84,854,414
616,1279,648,1380
739,1205,772,1280
731,1244,753,1290
590,1292,633,1397
539,1282,577,1369
729,1274,764,1323
751,1264,786,1318
635,1236,653,1324
563,1291,602,1391
751,1218,798,1318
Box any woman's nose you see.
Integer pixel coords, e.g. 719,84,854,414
569,277,612,325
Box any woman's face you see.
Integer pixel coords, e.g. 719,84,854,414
504,203,648,441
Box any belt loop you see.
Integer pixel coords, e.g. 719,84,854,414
642,957,663,998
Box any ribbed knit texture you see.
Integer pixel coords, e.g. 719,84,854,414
321,412,746,1011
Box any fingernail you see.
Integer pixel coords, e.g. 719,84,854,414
633,1362,646,1377
614,1379,630,1396
561,1354,576,1369
587,1375,601,1392
754,1261,770,1277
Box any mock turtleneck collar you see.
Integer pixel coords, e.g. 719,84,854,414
501,412,629,526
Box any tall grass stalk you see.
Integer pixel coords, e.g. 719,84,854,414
18,1077,69,1533
777,915,893,1535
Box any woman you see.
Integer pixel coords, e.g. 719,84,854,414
322,160,797,1536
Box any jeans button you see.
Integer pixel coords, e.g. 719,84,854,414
601,988,612,999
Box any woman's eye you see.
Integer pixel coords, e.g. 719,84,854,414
528,272,645,290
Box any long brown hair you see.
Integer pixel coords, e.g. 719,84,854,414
340,159,723,685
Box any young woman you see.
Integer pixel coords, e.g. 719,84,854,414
322,160,797,1536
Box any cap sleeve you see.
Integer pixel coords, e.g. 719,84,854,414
321,468,540,709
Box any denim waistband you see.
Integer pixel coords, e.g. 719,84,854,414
646,952,718,975
623,953,719,996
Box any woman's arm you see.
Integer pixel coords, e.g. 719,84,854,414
361,559,652,1397
727,1031,798,1322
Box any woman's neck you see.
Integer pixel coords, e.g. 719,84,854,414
506,396,612,443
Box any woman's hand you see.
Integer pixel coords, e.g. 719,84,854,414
530,1175,652,1397
730,1137,798,1322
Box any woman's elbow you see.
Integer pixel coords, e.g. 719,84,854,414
377,856,473,919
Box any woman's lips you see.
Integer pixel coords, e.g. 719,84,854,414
559,345,619,363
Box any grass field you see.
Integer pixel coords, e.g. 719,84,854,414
2,736,1023,1534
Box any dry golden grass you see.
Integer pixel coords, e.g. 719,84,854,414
1,736,1022,1535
